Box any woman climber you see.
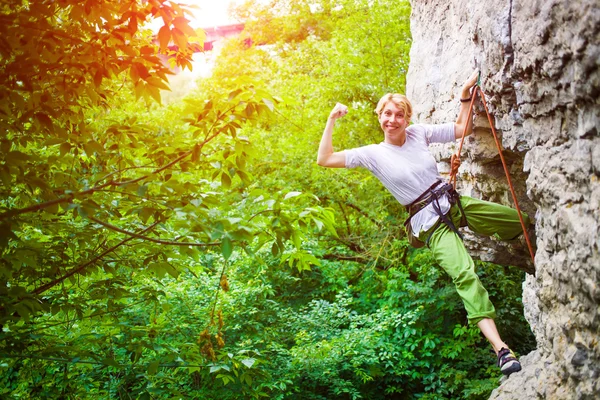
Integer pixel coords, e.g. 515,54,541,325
317,71,527,376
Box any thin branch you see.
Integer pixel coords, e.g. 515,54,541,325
0,181,111,220
319,195,384,228
370,231,390,271
0,353,208,369
322,254,367,263
247,209,276,222
92,163,160,187
337,201,351,236
18,299,147,335
112,149,193,186
31,221,160,296
274,109,306,132
88,216,220,247
344,202,384,228
331,234,367,255
163,311,194,339
209,260,228,326
96,189,175,210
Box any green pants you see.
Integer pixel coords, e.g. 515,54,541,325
418,196,529,325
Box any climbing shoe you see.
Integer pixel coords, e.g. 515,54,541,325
497,347,521,376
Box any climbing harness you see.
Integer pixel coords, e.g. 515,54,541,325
404,181,467,248
448,74,536,265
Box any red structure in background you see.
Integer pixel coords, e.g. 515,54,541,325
201,23,247,51
152,23,247,54
152,23,248,74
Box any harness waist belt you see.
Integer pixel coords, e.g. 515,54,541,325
404,181,467,246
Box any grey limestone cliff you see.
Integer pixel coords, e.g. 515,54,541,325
406,0,599,398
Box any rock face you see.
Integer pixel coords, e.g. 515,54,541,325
406,0,599,398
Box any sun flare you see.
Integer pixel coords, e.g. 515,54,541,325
184,0,240,29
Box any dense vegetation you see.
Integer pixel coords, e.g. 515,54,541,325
0,0,534,398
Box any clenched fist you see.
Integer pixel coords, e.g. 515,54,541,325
328,103,348,121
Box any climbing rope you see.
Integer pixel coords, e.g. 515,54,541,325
448,79,536,265
449,88,478,189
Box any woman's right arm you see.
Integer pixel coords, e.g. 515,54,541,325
317,103,348,168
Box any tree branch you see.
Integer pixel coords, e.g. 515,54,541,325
0,353,208,368
319,196,384,229
31,221,160,296
92,163,160,187
343,202,384,228
331,234,367,254
322,253,367,263
18,299,148,335
88,216,220,247
337,200,351,236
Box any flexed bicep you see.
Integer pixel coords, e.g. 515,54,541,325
317,103,349,168
318,150,347,168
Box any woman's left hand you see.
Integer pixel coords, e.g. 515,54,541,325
462,70,479,94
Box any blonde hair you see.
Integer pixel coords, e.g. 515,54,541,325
375,93,412,122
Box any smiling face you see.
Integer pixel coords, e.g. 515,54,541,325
378,102,409,145
375,94,412,146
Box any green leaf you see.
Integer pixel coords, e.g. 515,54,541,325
139,207,154,223
5,151,30,165
220,173,231,189
147,76,170,91
83,140,103,155
284,191,302,200
262,98,274,111
0,140,11,153
172,27,188,49
0,166,12,188
148,262,169,278
35,112,53,130
147,361,160,375
76,204,88,219
102,358,121,368
163,263,180,279
216,373,234,385
228,89,242,100
191,144,201,163
137,184,148,197
146,84,162,104
221,236,233,260
241,358,256,368
172,16,196,37
14,303,31,322
44,138,64,146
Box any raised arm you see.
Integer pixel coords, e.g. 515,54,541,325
317,103,348,168
454,71,479,139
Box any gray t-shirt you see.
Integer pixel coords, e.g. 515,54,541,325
345,123,456,234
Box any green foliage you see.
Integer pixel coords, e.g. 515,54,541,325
0,0,534,399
